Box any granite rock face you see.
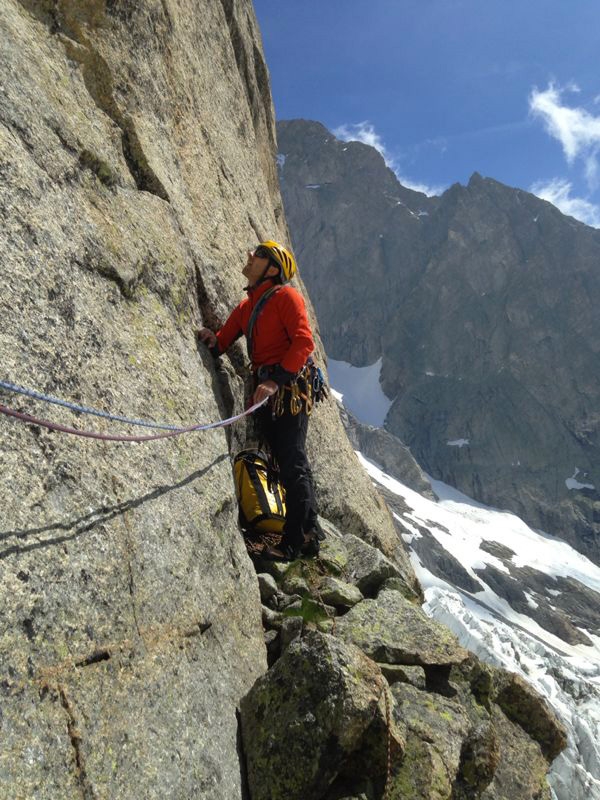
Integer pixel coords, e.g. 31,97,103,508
0,3,416,798
278,118,600,565
0,4,570,799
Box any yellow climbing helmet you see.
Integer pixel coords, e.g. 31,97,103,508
259,240,297,282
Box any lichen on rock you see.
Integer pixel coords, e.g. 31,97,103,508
240,630,396,800
335,589,470,668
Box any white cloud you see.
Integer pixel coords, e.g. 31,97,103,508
396,175,446,197
529,83,600,189
530,178,600,228
333,120,391,161
333,120,444,197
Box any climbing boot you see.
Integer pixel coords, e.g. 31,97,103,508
262,537,301,562
300,530,321,558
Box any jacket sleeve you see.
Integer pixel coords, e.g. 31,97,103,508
278,288,315,374
215,303,244,355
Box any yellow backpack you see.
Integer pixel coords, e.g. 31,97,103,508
233,449,286,533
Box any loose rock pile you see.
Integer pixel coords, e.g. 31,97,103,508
240,523,567,800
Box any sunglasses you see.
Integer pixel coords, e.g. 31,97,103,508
253,246,272,259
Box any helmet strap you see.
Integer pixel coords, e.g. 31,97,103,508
245,261,278,291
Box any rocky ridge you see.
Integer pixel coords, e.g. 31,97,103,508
277,118,600,566
340,401,436,499
0,3,566,798
246,526,567,800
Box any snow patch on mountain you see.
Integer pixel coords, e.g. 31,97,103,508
327,358,392,427
566,468,596,491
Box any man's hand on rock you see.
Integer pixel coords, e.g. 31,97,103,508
195,327,217,348
252,380,278,406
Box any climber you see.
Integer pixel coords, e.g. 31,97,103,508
196,241,325,560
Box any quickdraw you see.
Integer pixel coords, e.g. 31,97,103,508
254,360,327,418
290,382,303,415
271,363,314,417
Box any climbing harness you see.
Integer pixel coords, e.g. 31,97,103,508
244,281,328,420
0,379,266,443
268,360,328,419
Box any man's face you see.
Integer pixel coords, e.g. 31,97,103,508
242,248,277,285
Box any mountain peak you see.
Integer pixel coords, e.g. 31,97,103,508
468,171,486,187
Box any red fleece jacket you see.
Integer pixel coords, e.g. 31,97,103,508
215,280,314,375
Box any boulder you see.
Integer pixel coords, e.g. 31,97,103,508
318,576,363,608
279,593,303,609
389,682,471,799
336,589,469,667
377,663,426,689
240,631,387,800
493,671,568,761
481,706,555,800
316,618,335,634
280,616,303,653
261,605,282,631
453,722,500,800
264,629,280,667
319,536,350,575
281,572,311,597
342,534,401,597
261,561,291,582
257,573,278,603
379,575,423,602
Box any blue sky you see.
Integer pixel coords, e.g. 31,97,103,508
253,0,600,226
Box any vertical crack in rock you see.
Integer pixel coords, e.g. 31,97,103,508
121,520,143,641
18,0,170,200
236,708,252,800
194,264,222,332
58,685,98,800
111,477,143,641
218,0,274,142
119,121,170,200
125,554,142,640
251,41,274,137
64,35,169,200
247,213,265,242
193,263,244,453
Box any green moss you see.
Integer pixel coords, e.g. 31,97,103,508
386,735,428,800
282,596,330,625
79,148,118,187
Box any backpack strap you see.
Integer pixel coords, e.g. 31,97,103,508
247,286,281,362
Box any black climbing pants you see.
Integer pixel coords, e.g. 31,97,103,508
258,403,319,551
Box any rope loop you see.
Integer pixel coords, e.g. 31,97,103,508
0,379,266,443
